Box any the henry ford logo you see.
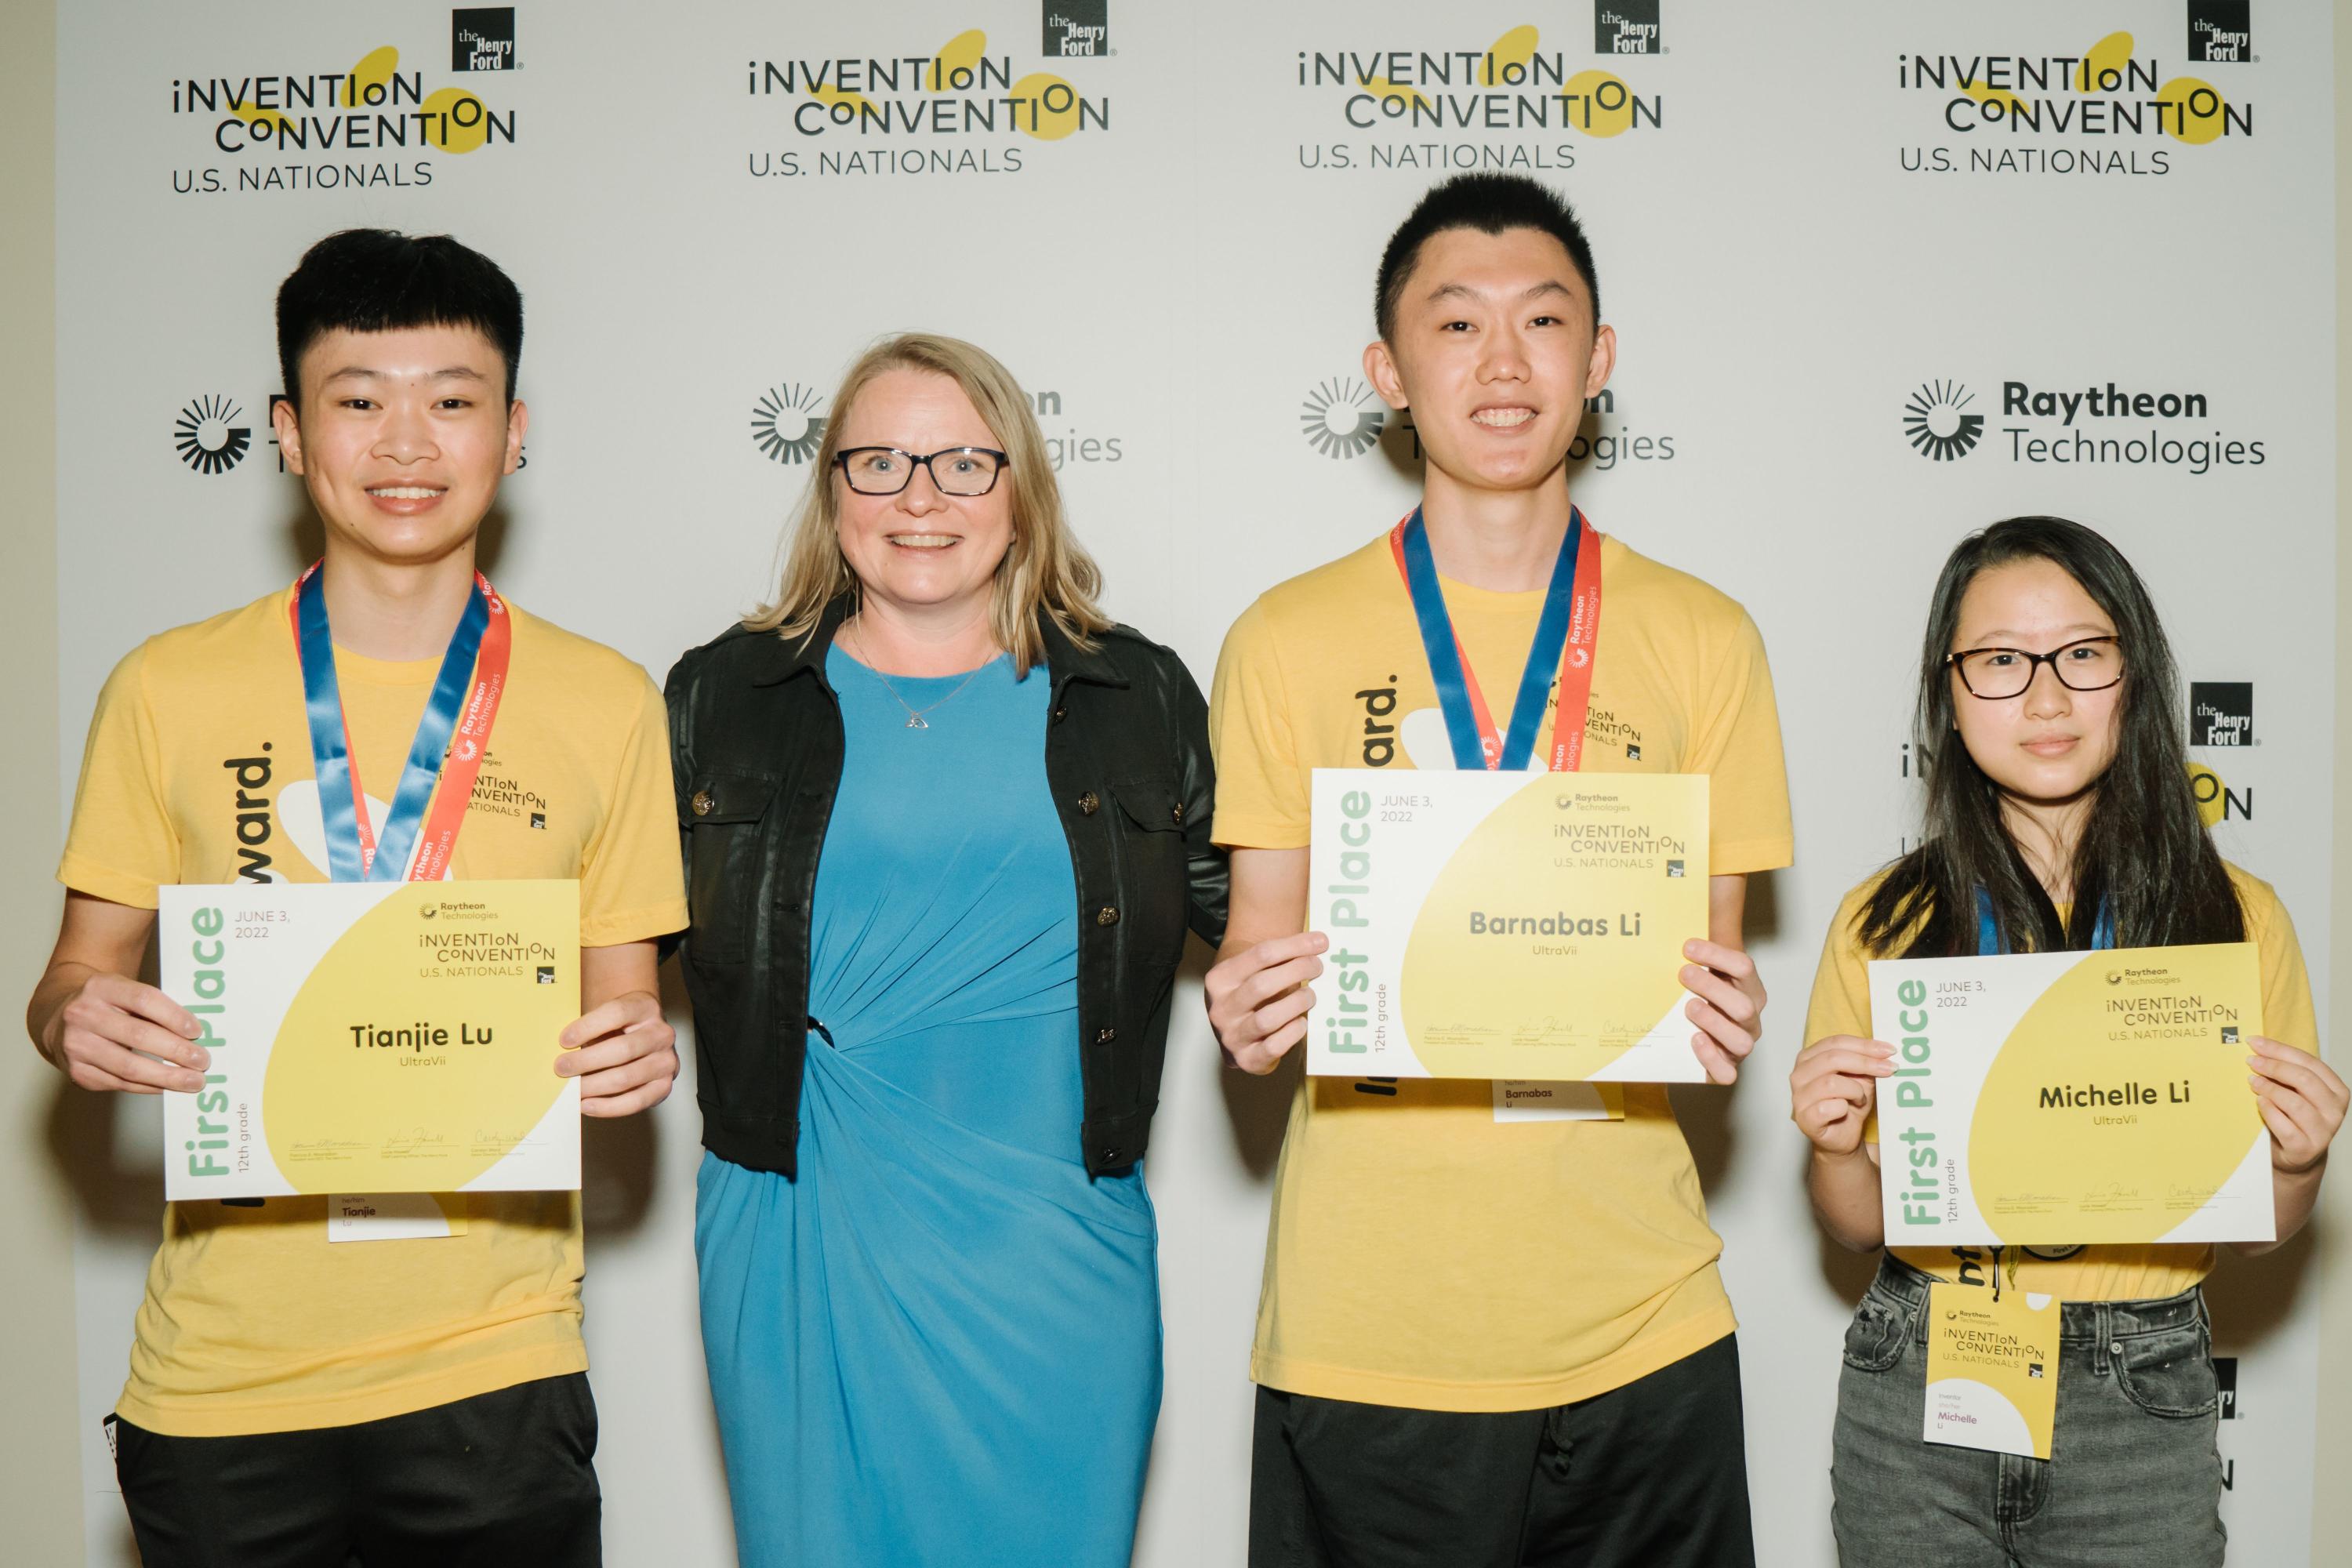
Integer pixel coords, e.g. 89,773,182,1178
176,395,252,475
1044,2,1108,56
1596,2,1661,55
1903,381,1983,461
2189,2,2250,64
2190,683,2252,746
453,9,516,71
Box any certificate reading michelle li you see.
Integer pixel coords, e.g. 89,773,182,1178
159,880,581,1200
1304,768,1710,1081
1868,942,2272,1247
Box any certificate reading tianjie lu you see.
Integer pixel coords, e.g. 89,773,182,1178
1868,942,2271,1247
1304,768,1710,1081
159,880,582,1200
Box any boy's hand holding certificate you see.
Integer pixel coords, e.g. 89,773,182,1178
1305,768,1709,1081
1868,942,2272,1245
160,880,581,1200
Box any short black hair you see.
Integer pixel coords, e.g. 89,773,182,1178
276,229,524,408
1374,174,1600,343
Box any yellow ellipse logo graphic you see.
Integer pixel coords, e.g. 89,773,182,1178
1966,946,2261,1244
263,887,574,1192
1399,779,1701,1078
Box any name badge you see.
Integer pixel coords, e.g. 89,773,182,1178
1491,1080,1626,1123
328,1192,469,1243
1923,1281,2059,1459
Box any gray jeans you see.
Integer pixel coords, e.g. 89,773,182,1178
1829,1257,2225,1568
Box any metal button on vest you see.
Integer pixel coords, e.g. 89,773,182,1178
691,790,715,817
1053,706,1068,722
1096,906,1120,927
1098,1148,1120,1163
1171,801,1185,823
1078,791,1100,815
1095,1027,1117,1044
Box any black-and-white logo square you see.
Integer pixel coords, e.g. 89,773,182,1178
453,8,517,72
1044,2,1109,56
529,811,546,829
2190,683,2253,746
1596,2,1661,55
535,965,556,984
2188,2,2250,63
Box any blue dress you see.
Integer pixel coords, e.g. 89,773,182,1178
696,645,1161,1568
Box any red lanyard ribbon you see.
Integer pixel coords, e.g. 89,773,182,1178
1387,507,1604,772
288,563,513,881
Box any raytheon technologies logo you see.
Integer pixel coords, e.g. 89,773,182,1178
1903,381,1984,461
175,395,252,474
750,383,826,463
1299,377,1387,459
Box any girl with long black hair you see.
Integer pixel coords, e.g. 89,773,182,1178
1790,517,2344,1566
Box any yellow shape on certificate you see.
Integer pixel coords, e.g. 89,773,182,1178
160,880,581,1200
1306,768,1709,1081
1870,942,2271,1247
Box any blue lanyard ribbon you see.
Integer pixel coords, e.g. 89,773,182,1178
1974,888,2116,955
294,568,492,882
1397,506,1584,771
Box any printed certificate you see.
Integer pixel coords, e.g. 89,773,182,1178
1304,768,1709,1081
1868,942,2270,1247
159,880,582,1200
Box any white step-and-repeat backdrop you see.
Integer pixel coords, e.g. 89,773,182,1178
51,2,2334,1563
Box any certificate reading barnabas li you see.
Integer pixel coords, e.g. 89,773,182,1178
1305,768,1710,1083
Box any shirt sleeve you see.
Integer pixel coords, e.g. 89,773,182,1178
1802,885,1882,1142
1686,608,1794,877
58,642,178,909
578,676,690,948
1207,596,1309,851
2245,877,2319,1055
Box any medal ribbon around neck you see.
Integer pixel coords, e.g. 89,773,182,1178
1389,505,1602,772
1973,887,2116,956
289,562,513,882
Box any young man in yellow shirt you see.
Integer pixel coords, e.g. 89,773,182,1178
1206,175,1792,1567
27,230,687,1566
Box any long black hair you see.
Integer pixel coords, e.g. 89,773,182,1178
1859,516,2242,957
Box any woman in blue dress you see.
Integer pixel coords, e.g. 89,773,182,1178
667,333,1225,1566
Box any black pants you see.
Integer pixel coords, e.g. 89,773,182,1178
1250,1334,1755,1568
112,1371,601,1568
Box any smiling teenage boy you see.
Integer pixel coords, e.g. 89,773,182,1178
26,230,687,1566
1206,175,1792,1567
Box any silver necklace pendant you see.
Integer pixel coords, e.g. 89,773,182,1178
905,713,928,729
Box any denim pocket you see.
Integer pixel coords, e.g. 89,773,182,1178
2112,1323,2218,1418
1841,1294,1911,1374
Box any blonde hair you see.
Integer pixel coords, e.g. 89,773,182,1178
745,332,1112,675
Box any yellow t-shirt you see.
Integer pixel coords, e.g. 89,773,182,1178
1804,862,2317,1302
1210,528,1795,1411
60,586,688,1437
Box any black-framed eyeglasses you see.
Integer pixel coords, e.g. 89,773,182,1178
1944,636,2125,699
833,445,1009,497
